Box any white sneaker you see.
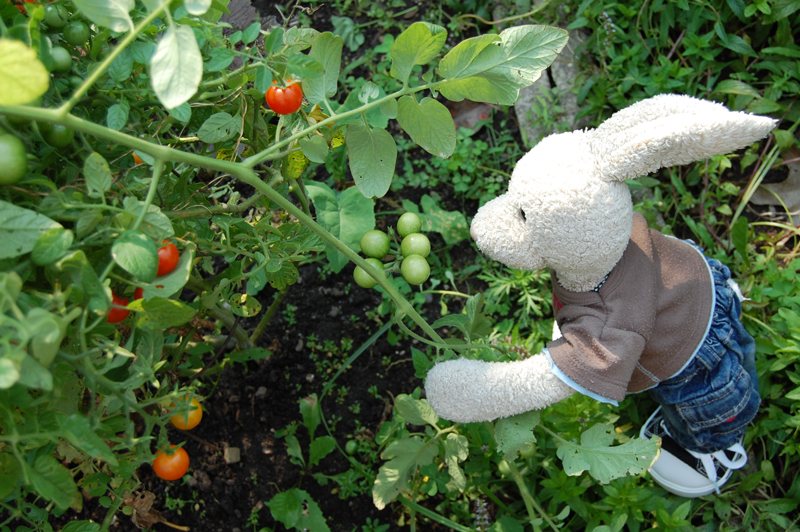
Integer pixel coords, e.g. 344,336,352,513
640,407,748,498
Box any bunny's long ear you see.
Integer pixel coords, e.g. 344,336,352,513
591,94,777,182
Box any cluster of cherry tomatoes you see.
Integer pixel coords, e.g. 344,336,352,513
152,396,204,481
106,240,180,323
353,212,432,288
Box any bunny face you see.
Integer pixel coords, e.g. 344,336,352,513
471,129,634,292
470,94,777,293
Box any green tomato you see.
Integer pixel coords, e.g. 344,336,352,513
360,230,390,259
63,21,90,46
49,46,73,73
497,460,511,476
40,123,75,148
0,135,28,185
396,212,422,237
400,233,431,258
44,4,69,29
345,440,358,455
400,255,430,285
353,258,384,289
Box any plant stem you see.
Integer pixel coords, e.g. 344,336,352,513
132,159,164,231
249,287,290,345
396,496,477,532
506,460,559,532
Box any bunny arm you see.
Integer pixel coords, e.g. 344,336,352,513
424,354,575,423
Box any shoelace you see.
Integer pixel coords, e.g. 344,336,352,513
658,419,747,494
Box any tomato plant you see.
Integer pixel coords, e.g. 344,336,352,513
39,121,75,146
106,292,130,323
359,230,390,259
152,445,190,481
265,80,303,115
157,241,179,276
63,21,90,46
400,254,430,285
169,397,203,430
133,287,144,300
400,233,430,258
0,135,28,185
396,212,422,237
353,258,384,289
345,440,358,455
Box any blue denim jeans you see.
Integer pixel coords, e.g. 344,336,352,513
648,247,761,454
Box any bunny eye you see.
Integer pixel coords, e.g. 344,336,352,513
519,208,527,222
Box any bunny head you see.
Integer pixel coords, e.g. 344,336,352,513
471,94,777,292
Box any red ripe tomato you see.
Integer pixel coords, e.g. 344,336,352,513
265,80,303,115
133,287,144,300
152,445,189,481
157,241,179,276
106,292,129,323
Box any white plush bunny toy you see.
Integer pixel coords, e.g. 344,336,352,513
424,94,776,498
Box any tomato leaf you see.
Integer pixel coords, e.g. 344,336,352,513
84,152,113,198
198,112,239,143
305,182,375,273
72,0,134,32
396,96,456,158
151,25,202,109
439,25,568,105
395,395,439,427
26,454,80,510
495,410,540,461
401,195,470,245
226,292,261,318
204,47,235,72
107,100,130,130
140,243,194,299
112,230,159,283
444,433,469,491
0,453,22,500
109,47,133,83
0,39,49,105
287,54,324,79
302,32,343,104
130,297,197,328
268,489,302,528
63,414,119,466
0,200,63,260
309,435,336,468
27,308,67,366
32,227,74,266
299,135,329,163
556,424,659,484
390,22,447,83
346,121,396,198
54,251,107,313
373,436,438,510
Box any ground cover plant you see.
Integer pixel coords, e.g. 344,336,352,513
1,0,799,531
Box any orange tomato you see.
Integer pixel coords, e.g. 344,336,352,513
169,397,203,430
152,445,189,481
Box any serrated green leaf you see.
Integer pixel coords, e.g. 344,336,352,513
55,251,107,313
444,433,469,491
112,230,158,282
556,424,659,484
0,39,49,105
17,354,53,390
204,47,235,72
305,182,374,273
411,347,433,379
131,297,197,328
63,414,118,466
495,410,540,461
401,195,470,245
0,453,22,500
109,47,133,82
390,22,447,82
198,112,239,143
301,32,342,104
72,0,133,32
439,25,568,105
61,521,101,532
27,308,66,366
84,152,113,197
396,96,456,158
0,200,62,260
225,292,261,318
32,227,74,266
373,436,438,509
309,435,336,467
395,394,439,426
151,25,202,109
28,454,80,509
346,121,396,198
